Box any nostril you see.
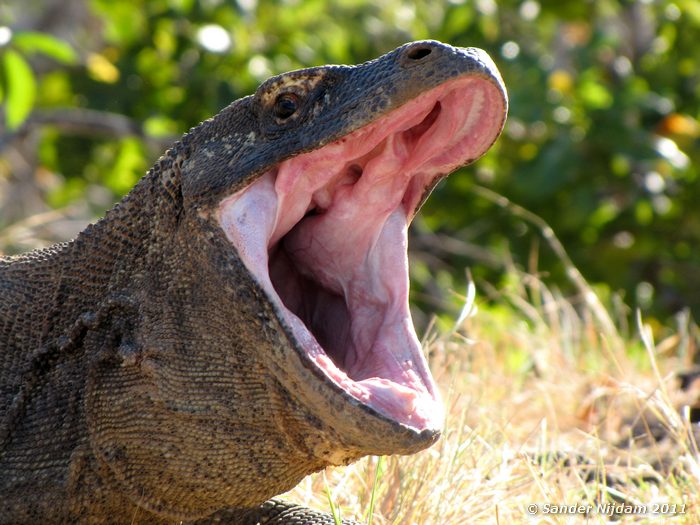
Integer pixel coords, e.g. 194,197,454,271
406,46,432,60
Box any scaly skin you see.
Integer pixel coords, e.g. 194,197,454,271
0,41,507,523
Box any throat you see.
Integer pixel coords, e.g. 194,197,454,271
269,208,412,382
269,245,353,372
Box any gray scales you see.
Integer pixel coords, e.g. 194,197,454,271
0,40,507,523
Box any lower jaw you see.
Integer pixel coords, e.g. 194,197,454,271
268,284,444,433
267,361,443,464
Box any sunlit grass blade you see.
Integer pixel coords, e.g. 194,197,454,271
324,472,342,525
366,455,384,525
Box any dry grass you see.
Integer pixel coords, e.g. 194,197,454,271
285,273,700,524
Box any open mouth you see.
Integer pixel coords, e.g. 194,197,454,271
218,76,505,432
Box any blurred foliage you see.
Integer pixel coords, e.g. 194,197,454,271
0,0,699,326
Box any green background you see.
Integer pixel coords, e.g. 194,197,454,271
1,0,699,331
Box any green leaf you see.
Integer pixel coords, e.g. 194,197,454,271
578,73,613,110
143,115,178,137
3,50,36,130
12,31,78,64
105,138,146,194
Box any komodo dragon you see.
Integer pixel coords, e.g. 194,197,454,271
0,40,507,523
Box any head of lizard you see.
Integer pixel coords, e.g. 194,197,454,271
213,40,506,440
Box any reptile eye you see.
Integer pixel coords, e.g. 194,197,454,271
274,93,300,120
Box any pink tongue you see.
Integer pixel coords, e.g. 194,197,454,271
285,205,440,424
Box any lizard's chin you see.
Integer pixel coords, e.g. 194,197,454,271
218,76,505,432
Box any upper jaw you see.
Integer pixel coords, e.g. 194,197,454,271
217,64,506,441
